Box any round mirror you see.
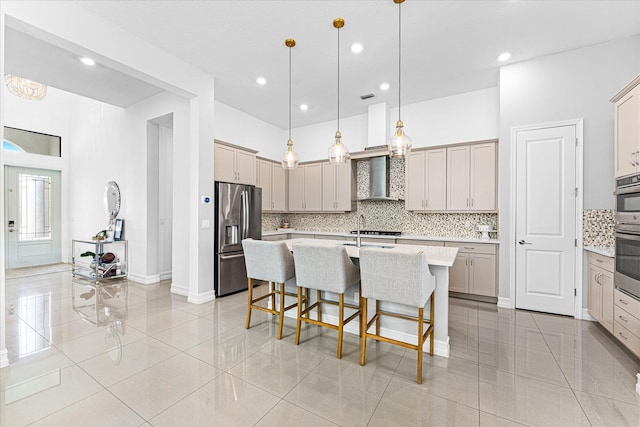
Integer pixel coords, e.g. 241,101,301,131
104,181,121,219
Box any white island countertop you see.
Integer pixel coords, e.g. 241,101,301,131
280,238,457,357
283,238,458,267
264,229,499,244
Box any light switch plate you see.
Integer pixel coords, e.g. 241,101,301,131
201,220,210,229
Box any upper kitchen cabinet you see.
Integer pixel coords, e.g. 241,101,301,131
322,161,356,212
447,141,497,211
214,140,257,185
611,75,640,178
289,163,323,212
406,148,447,211
256,158,286,212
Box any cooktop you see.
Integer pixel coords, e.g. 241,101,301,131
349,230,402,236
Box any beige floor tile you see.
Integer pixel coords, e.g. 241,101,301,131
152,317,220,351
479,366,590,427
108,352,221,419
55,324,146,363
229,339,327,397
5,329,52,362
127,308,198,335
0,346,74,393
149,373,280,427
284,356,393,427
479,411,527,426
35,317,106,345
481,345,568,387
575,390,640,427
558,354,640,405
28,389,145,427
0,365,103,426
478,324,549,352
368,377,480,427
255,400,340,427
78,337,180,387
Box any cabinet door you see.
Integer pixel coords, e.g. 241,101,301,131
335,161,354,211
469,253,496,296
599,267,614,333
236,149,256,185
288,167,305,211
214,144,237,183
257,160,272,211
425,148,447,211
406,151,425,210
588,264,602,322
304,163,323,211
615,86,640,178
449,253,469,293
271,164,287,211
322,162,338,211
447,146,470,211
470,143,496,211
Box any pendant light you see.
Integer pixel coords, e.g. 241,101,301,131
281,38,300,170
328,18,350,165
388,0,412,159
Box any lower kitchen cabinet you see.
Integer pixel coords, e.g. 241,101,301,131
587,252,614,332
445,242,497,297
614,288,640,358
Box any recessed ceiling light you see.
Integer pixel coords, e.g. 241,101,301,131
256,77,267,85
351,43,364,54
380,82,390,91
498,52,511,62
79,57,96,66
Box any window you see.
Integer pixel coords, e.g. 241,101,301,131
2,127,61,157
19,173,52,241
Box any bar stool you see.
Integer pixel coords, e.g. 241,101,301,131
292,242,361,359
242,238,303,340
358,247,435,384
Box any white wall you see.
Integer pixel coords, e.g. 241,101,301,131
214,101,284,160
499,35,640,301
292,113,369,161
159,125,173,279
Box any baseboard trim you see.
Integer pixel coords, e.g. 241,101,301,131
170,283,189,297
497,297,512,309
127,273,160,285
188,290,216,305
159,271,172,281
0,348,9,368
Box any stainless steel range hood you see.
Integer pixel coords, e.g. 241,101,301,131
360,156,398,201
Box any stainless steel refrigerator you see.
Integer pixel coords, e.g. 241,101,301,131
215,182,262,296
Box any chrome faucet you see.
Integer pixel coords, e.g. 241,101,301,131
356,214,365,248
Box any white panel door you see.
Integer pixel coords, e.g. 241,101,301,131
5,166,62,268
515,125,576,315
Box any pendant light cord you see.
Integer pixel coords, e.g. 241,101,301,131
337,24,340,133
398,0,402,122
289,45,292,142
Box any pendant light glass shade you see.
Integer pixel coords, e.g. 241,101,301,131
282,139,299,170
388,0,411,159
389,119,412,158
282,38,300,170
328,18,349,165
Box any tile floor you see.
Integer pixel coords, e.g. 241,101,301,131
2,271,640,426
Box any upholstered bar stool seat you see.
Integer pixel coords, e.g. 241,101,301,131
292,242,361,359
242,238,305,339
358,247,436,384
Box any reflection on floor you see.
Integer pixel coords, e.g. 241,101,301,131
2,271,640,426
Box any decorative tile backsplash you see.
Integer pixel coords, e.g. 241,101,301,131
264,200,498,239
583,209,615,247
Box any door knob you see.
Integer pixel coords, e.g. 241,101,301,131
518,240,532,245
8,220,15,232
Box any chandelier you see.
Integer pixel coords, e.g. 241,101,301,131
4,74,47,100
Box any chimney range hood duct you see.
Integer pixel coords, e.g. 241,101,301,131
361,156,398,201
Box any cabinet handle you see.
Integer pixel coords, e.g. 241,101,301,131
619,331,629,340
619,298,629,305
425,200,428,208
595,259,603,263
465,259,468,266
463,247,474,250
471,198,474,207
466,198,469,207
630,154,636,166
619,315,630,323
596,272,601,285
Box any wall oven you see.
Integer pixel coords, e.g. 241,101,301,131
615,173,640,300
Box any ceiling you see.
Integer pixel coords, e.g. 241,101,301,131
6,1,640,129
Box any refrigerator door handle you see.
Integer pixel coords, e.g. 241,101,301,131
240,190,249,240
220,253,245,260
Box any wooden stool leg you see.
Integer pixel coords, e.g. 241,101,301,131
304,287,310,319
317,290,322,322
270,281,276,312
375,300,381,335
429,291,435,356
245,278,253,329
277,282,285,339
295,287,303,345
360,297,368,366
337,293,344,359
417,307,424,384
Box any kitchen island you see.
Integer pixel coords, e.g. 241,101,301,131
281,238,458,357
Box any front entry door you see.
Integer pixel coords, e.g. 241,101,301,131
515,125,577,316
5,166,62,268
